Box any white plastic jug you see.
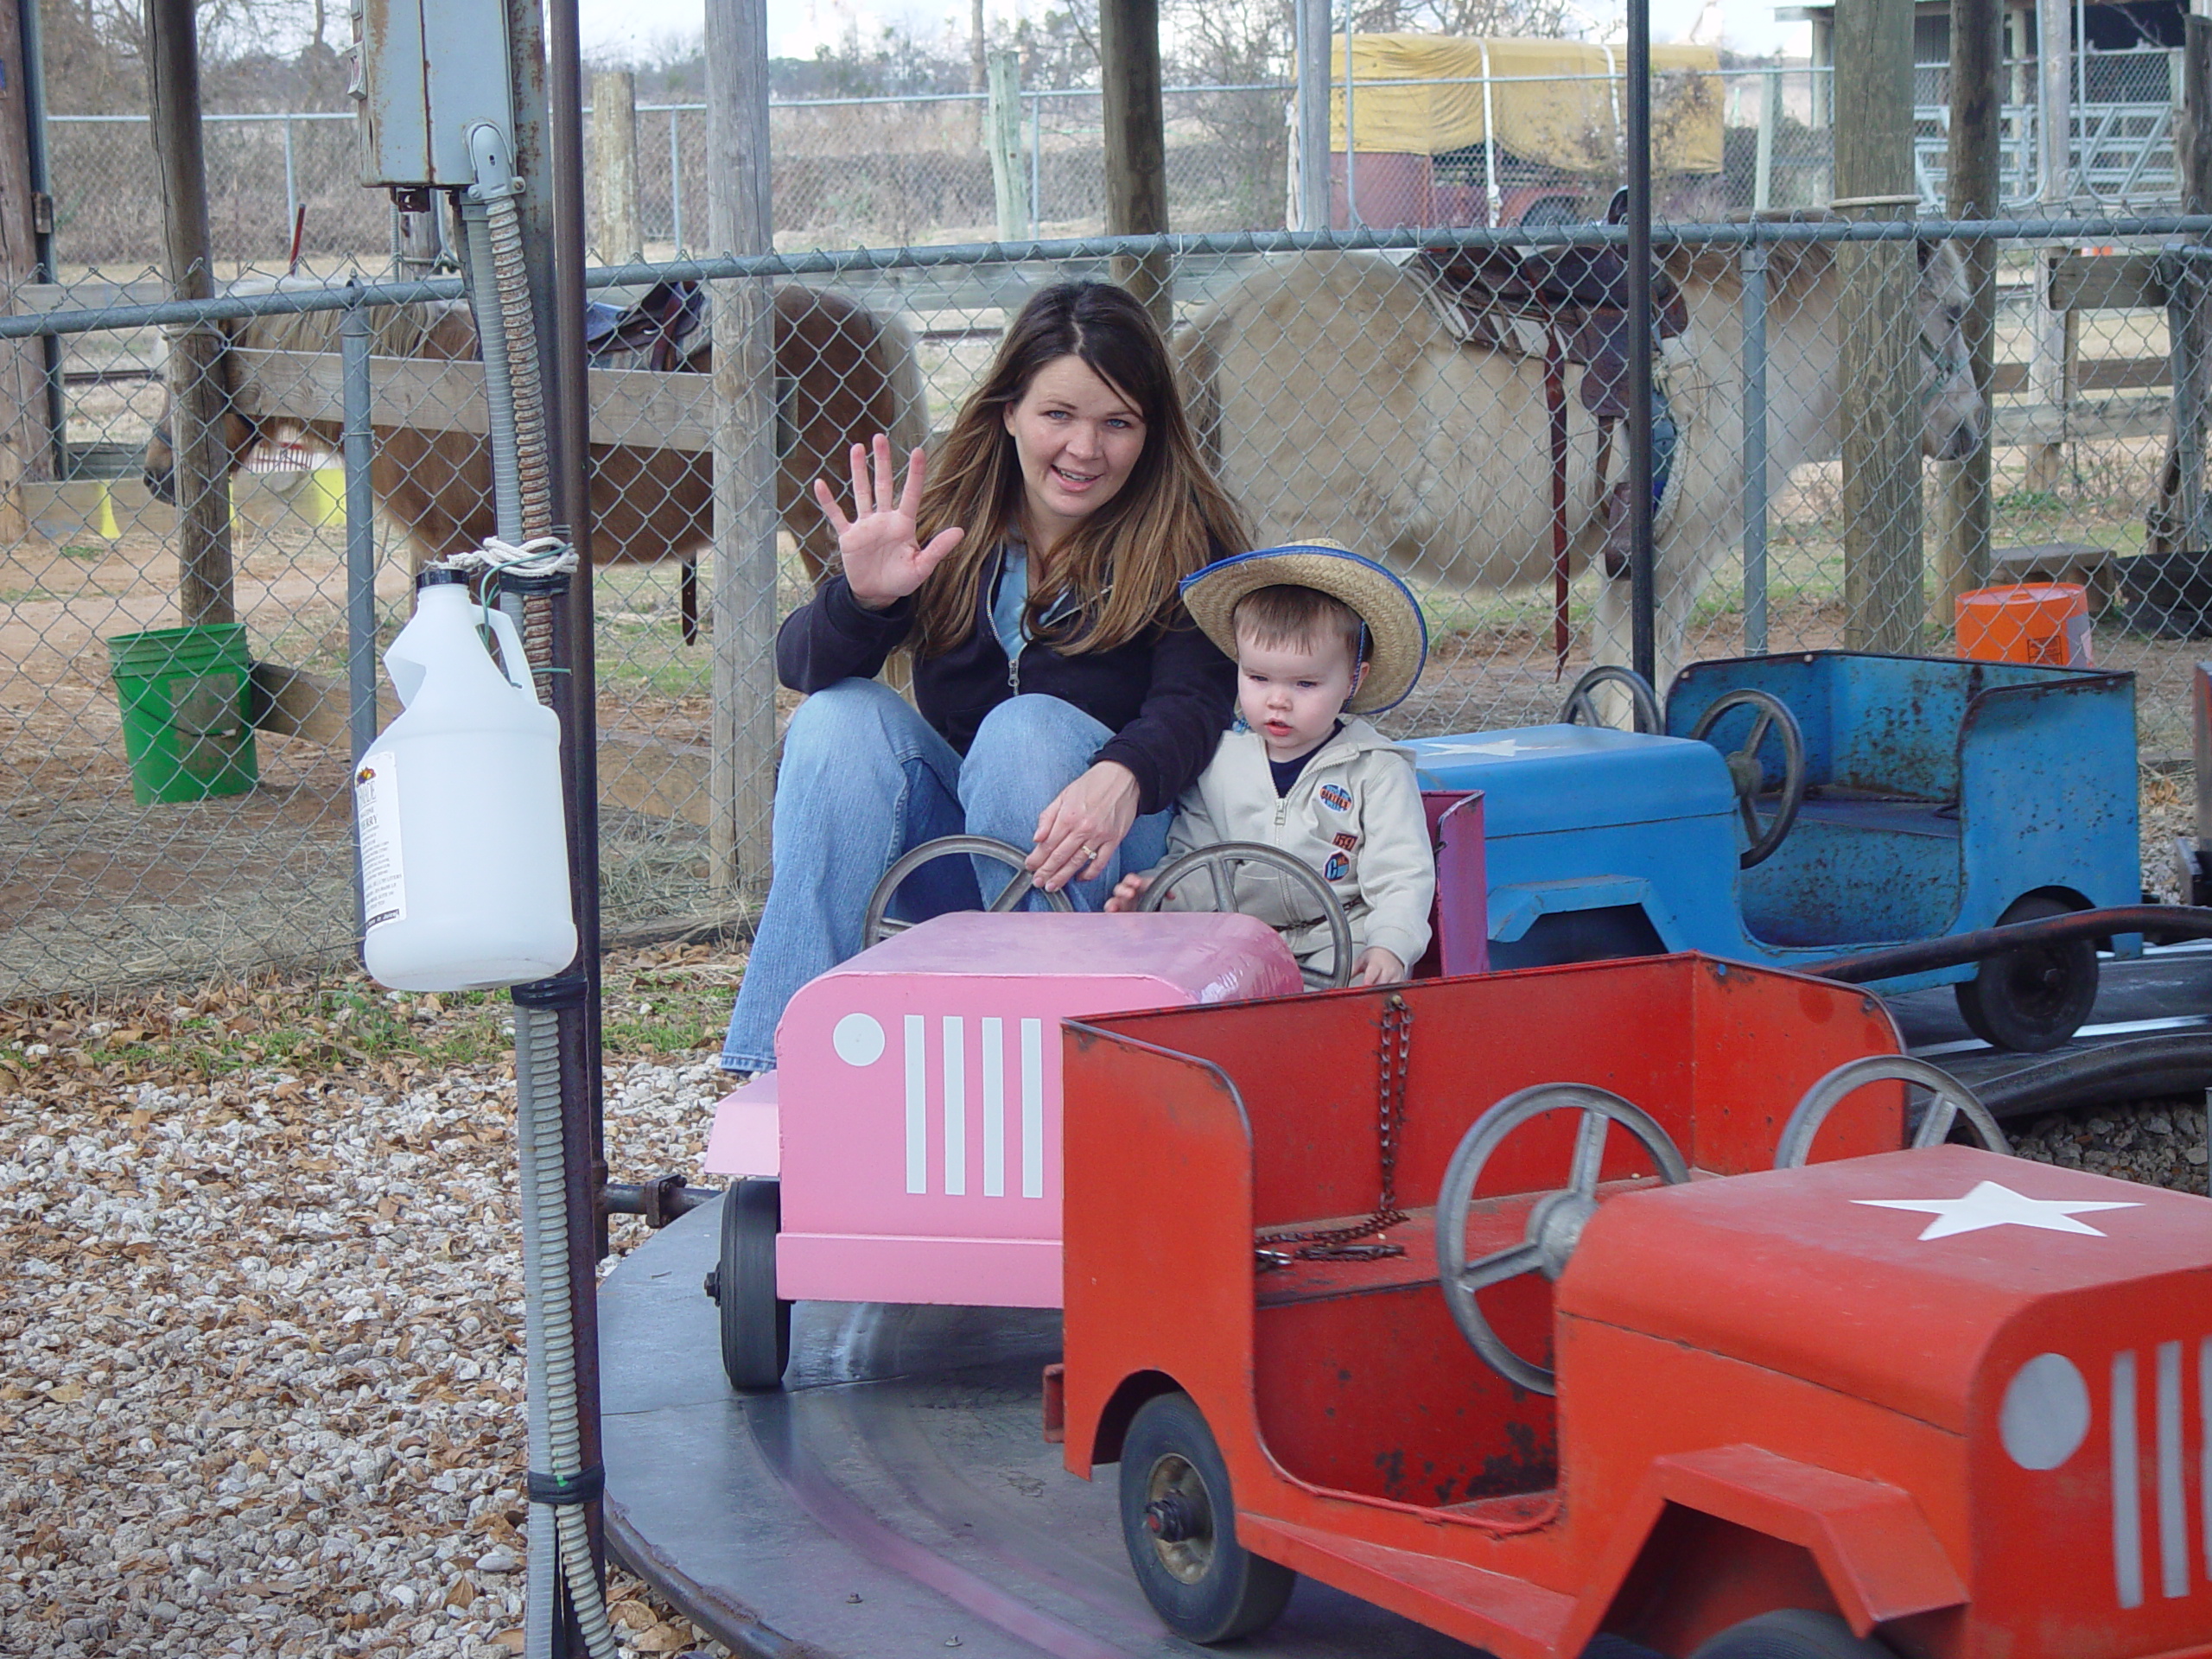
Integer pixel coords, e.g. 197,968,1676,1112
356,572,577,991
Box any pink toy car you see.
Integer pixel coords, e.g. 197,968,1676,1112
702,796,1486,1390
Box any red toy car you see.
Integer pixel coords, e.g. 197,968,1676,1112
1056,954,2212,1659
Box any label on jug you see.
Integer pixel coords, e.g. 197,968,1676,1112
354,750,405,931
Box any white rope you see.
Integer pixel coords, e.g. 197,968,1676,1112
428,535,578,580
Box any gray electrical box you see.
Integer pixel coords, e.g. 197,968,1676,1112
348,0,516,189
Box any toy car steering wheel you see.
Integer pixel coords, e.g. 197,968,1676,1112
1686,690,1808,868
1560,665,1662,734
1434,1084,1690,1395
861,834,1072,947
1135,841,1357,990
1772,1054,2009,1169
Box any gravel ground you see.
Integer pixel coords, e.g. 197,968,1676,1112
0,963,737,1658
1,941,2207,1657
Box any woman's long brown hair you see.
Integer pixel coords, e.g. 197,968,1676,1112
910,282,1249,658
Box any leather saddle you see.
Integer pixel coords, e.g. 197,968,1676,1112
1414,244,1688,423
584,280,708,372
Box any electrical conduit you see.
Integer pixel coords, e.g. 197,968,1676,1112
461,122,615,1659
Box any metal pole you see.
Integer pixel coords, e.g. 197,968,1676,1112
283,118,298,246
1740,242,1769,654
1296,0,1329,229
1030,91,1042,237
668,107,683,251
20,0,63,478
1754,67,1777,212
1343,3,1358,227
1627,0,1656,684
340,293,378,768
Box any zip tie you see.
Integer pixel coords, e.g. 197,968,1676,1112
526,1465,604,1507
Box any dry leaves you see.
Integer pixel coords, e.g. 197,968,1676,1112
0,961,736,1658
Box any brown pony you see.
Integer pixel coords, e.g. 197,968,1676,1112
142,282,931,639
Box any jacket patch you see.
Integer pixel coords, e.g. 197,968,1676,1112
1323,852,1351,880
1332,831,1359,852
1318,784,1353,812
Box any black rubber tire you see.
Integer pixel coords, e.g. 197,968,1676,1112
1954,893,2100,1053
1117,1392,1295,1643
712,1179,791,1391
1688,1609,1897,1659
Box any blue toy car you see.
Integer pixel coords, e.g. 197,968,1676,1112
1406,651,2142,1051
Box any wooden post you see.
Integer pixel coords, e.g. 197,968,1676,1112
2152,15,2212,557
1936,0,2001,626
1100,0,1171,328
987,51,1028,240
0,0,50,531
2026,0,2071,493
1833,0,1922,654
707,0,779,905
589,68,642,261
146,0,233,629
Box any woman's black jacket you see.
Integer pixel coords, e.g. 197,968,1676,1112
774,547,1236,816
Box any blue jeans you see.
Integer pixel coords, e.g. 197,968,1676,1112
719,681,1172,1073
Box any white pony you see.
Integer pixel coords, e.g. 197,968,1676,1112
1173,241,1984,700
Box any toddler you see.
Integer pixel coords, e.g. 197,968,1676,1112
1107,541,1434,985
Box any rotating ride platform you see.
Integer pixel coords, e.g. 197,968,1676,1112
600,1205,1478,1658
604,942,2212,1659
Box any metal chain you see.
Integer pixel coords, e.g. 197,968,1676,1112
1256,994,1412,1268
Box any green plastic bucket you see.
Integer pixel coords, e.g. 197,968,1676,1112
105,624,259,804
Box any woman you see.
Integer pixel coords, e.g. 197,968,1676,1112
721,281,1250,1076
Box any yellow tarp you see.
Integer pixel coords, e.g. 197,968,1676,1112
1327,35,1723,175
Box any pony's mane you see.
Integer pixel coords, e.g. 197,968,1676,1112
219,276,476,360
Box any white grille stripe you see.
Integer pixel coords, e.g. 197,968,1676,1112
1020,1018,1045,1199
2159,1340,2188,1599
982,1017,1005,1198
943,1017,966,1197
904,1014,926,1194
2116,1349,2145,1610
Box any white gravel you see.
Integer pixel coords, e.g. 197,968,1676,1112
0,1046,733,1658
1,975,2206,1656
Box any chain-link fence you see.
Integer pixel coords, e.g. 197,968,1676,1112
3,213,2206,997
41,50,2190,274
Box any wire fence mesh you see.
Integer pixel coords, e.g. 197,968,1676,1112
2,213,2206,998
41,52,2190,276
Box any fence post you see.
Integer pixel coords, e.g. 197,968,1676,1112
1030,91,1042,238
590,69,642,260
1100,0,1171,326
669,106,684,251
340,292,378,774
2174,252,2206,553
707,0,779,906
1834,0,1923,656
987,52,1028,240
1937,0,2000,626
147,0,235,629
1741,242,1770,654
2152,14,2212,557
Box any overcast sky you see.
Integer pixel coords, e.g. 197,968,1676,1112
575,0,1810,69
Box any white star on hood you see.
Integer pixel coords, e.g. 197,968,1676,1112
1853,1179,2142,1241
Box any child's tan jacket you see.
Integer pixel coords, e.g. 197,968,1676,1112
1147,716,1434,977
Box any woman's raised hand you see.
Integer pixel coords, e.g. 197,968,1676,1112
815,435,966,610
